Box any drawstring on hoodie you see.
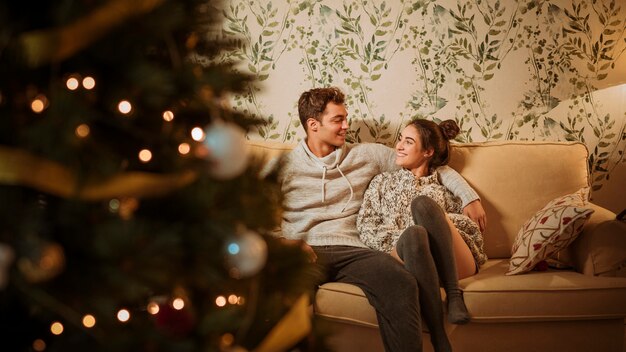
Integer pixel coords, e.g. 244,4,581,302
302,141,354,213
336,165,354,212
320,165,353,212
321,166,327,202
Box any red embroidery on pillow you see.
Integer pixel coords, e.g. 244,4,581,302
533,243,542,250
562,217,572,225
540,216,549,224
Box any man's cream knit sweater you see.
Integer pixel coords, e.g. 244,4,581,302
277,140,478,247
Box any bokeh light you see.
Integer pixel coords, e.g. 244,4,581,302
82,76,96,90
162,110,174,121
138,149,152,163
108,199,120,212
118,100,132,114
147,302,160,315
66,77,80,90
32,339,46,352
178,143,191,155
31,95,48,113
191,127,205,141
172,298,185,310
75,124,90,138
50,322,63,335
117,309,130,322
82,314,96,328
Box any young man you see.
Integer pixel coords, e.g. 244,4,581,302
275,87,485,351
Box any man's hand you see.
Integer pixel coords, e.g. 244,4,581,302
281,238,317,263
463,199,487,233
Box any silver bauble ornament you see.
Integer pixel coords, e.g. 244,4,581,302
203,121,249,179
224,229,267,279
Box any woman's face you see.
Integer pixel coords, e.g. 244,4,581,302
395,125,433,174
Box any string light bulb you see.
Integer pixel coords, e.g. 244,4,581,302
172,298,185,310
32,339,46,352
162,110,174,121
220,333,234,348
82,76,96,90
191,127,205,141
117,100,132,115
117,309,130,322
147,302,160,315
75,124,90,138
228,294,238,305
50,322,64,335
66,76,80,90
178,143,190,155
138,149,152,163
31,95,48,113
82,314,96,328
215,296,226,307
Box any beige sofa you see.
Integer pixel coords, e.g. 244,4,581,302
248,140,626,352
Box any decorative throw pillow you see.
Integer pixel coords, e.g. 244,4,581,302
507,188,594,275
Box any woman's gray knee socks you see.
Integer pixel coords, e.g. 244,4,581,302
396,226,452,352
411,195,470,325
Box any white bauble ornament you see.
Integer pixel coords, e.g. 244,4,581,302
203,121,249,179
224,229,267,279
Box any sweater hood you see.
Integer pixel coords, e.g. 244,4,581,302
299,139,345,169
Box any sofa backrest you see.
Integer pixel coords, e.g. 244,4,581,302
448,141,590,258
247,140,590,259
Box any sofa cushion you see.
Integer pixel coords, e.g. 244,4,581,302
314,282,378,328
570,218,626,277
463,260,626,321
314,259,626,327
507,188,594,275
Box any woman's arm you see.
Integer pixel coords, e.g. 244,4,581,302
463,200,487,232
436,166,479,206
437,166,487,232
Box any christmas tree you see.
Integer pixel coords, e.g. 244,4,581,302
0,1,320,351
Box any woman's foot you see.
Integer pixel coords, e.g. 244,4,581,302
447,291,470,324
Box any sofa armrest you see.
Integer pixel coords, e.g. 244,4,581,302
567,203,626,277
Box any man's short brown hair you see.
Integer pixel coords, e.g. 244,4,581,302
297,87,345,132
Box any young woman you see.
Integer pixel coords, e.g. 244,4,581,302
357,119,487,352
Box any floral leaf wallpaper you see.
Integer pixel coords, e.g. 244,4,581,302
216,0,626,213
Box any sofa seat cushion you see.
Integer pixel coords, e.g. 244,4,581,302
463,259,626,321
314,259,626,327
314,282,379,328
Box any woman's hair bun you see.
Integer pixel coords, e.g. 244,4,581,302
439,119,460,140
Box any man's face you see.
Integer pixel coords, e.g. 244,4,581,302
309,102,348,147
